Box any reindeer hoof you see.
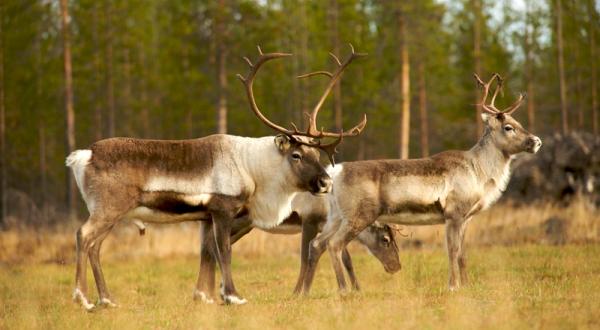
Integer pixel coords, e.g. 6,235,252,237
73,288,96,311
97,298,118,308
193,290,215,304
222,295,248,305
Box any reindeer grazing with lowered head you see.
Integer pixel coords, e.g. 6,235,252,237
299,73,542,294
66,46,366,310
194,192,401,303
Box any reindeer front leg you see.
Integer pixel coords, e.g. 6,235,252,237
445,221,462,291
212,212,246,305
195,217,253,304
293,219,319,294
458,219,470,285
194,221,217,304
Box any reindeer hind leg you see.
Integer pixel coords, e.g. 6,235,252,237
89,223,117,308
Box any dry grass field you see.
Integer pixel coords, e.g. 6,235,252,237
1,199,599,329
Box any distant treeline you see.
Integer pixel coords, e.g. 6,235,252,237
0,0,598,223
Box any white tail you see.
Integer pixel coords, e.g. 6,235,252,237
66,149,91,193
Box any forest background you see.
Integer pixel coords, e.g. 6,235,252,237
0,0,598,223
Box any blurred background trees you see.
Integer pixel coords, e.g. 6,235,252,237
0,0,598,225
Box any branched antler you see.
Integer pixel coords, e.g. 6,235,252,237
474,73,525,115
238,45,368,165
298,43,368,139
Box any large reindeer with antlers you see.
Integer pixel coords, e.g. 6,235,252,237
299,74,542,294
66,46,366,310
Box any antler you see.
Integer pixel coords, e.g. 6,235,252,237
237,46,293,135
292,44,368,165
474,73,526,115
238,45,368,166
298,43,368,138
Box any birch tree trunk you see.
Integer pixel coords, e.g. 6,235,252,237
418,60,429,157
215,0,228,134
525,2,536,132
92,2,103,141
398,6,411,160
473,0,483,137
556,0,568,133
105,1,115,137
60,0,77,219
0,1,6,226
590,0,598,135
329,0,342,133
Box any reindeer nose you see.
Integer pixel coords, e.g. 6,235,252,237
317,176,333,193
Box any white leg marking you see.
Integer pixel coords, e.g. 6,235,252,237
97,297,118,308
223,295,248,305
219,282,247,305
193,289,215,304
72,288,95,311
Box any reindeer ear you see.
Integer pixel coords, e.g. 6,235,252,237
481,112,491,123
274,134,292,152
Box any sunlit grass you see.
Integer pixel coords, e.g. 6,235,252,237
2,245,599,329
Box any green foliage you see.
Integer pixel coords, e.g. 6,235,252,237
1,0,598,213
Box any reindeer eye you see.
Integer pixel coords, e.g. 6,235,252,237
382,236,391,246
292,152,302,160
504,125,514,132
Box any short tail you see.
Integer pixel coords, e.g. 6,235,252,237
66,149,92,168
66,150,92,193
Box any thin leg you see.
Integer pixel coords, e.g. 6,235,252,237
194,221,217,304
212,215,246,305
458,221,469,285
341,248,360,291
74,218,107,311
293,220,319,294
445,221,462,291
327,224,360,294
301,215,343,295
89,225,117,307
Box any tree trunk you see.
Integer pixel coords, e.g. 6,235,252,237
105,1,116,137
590,0,598,135
60,0,77,219
473,0,483,137
139,41,150,138
215,0,228,134
329,0,343,133
576,70,584,129
556,0,568,134
39,124,47,223
524,2,535,132
0,1,6,226
299,1,309,127
418,60,429,157
92,2,103,141
398,7,411,160
123,48,133,136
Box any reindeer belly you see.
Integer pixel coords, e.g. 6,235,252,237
124,191,212,224
377,212,445,225
377,200,445,225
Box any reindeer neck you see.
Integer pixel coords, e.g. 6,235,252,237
468,129,512,183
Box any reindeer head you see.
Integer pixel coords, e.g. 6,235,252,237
238,46,367,195
356,222,402,274
475,73,542,156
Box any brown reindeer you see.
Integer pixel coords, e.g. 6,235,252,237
300,74,542,294
192,192,401,303
66,46,366,310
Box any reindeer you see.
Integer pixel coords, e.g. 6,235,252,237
193,192,401,303
66,46,366,310
299,74,543,294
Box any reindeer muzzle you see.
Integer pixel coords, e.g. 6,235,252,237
526,136,542,154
